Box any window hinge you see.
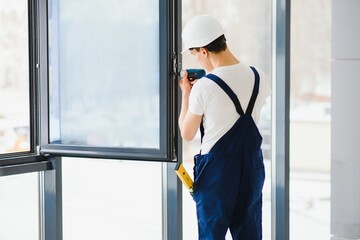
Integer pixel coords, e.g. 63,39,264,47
172,52,179,78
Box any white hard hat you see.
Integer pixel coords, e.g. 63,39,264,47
181,15,225,54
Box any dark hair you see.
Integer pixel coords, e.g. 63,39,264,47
189,35,227,53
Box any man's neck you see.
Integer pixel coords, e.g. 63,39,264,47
210,49,239,68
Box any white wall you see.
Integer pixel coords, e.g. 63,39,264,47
331,0,360,239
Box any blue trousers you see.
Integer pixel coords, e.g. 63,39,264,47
193,117,265,240
193,68,264,240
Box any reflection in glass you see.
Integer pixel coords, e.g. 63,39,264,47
48,0,160,149
0,173,39,240
62,158,162,240
0,0,30,154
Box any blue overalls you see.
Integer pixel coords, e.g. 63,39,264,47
193,67,265,240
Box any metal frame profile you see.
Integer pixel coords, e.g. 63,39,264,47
272,0,290,239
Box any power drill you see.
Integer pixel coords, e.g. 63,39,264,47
181,69,206,81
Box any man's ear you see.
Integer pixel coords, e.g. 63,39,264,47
200,48,208,57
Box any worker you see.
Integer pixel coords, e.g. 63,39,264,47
178,15,271,239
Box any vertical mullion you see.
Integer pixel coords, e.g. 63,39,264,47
272,0,290,239
29,0,38,153
163,0,182,239
38,0,49,146
38,0,63,240
163,162,183,240
40,157,62,240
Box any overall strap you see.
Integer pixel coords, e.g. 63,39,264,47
246,66,260,115
199,67,260,146
205,74,245,116
200,73,244,146
206,66,260,116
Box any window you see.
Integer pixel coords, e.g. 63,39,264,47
1,0,180,239
0,0,31,154
0,0,307,239
0,173,39,240
290,0,331,238
181,1,272,238
43,0,176,161
62,158,162,240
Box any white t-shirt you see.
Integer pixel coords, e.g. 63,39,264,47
189,63,271,154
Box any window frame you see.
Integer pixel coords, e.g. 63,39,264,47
39,0,177,162
271,0,291,239
0,0,291,239
0,0,46,168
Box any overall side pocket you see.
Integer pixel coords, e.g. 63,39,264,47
192,153,214,198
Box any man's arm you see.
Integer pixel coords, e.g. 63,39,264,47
178,72,203,141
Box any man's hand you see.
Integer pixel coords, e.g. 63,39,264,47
179,70,196,95
178,70,202,141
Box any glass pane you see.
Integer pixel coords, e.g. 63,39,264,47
48,0,160,149
62,158,162,239
0,0,30,154
290,0,331,239
0,173,39,240
181,1,272,239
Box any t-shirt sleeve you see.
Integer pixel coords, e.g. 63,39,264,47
259,70,271,98
189,82,207,116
